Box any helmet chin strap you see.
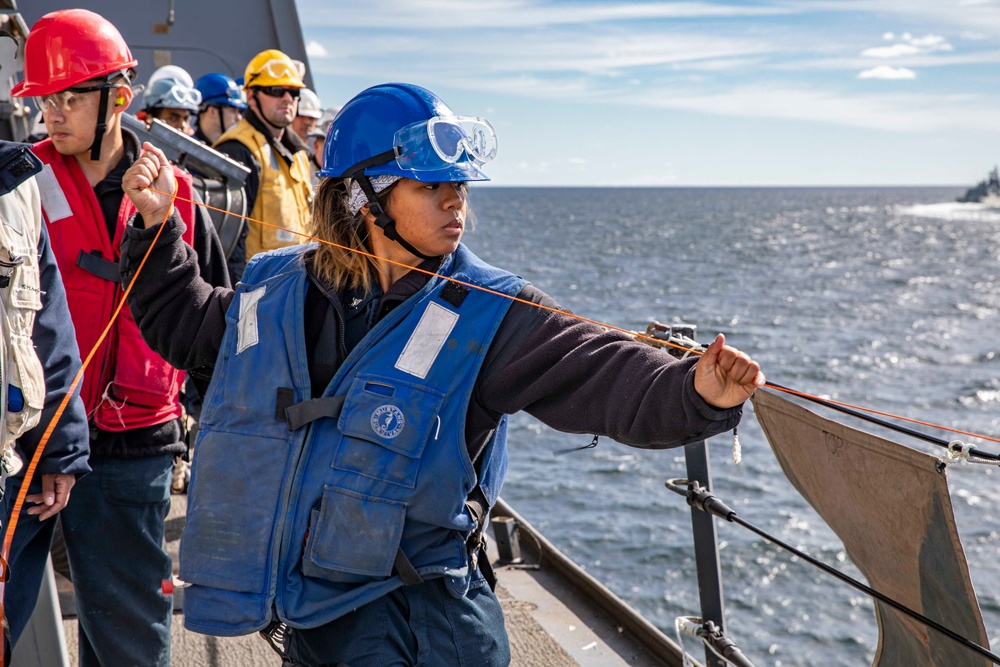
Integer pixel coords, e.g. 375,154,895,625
89,83,113,161
355,175,436,261
343,152,437,261
250,90,287,135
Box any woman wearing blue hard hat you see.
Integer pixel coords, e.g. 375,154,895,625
120,82,763,666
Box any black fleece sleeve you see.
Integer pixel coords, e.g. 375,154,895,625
474,285,742,450
120,212,234,383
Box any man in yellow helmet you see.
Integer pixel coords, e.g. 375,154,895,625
213,50,312,265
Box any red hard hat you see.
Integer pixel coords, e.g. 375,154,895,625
11,9,137,98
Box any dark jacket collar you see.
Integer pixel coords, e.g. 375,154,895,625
0,141,42,197
246,105,306,165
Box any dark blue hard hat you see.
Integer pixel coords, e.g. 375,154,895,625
194,72,247,110
320,83,497,183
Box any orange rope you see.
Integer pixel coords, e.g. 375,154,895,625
149,187,1000,447
0,185,178,665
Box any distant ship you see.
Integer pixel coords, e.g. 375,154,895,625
957,165,1000,204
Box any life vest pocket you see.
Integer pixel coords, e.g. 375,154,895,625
333,373,445,489
180,428,292,594
301,486,406,582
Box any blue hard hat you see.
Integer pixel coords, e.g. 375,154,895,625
194,72,247,110
319,83,497,183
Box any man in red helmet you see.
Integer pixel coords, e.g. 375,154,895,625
11,10,230,666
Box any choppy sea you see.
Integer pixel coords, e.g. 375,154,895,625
462,186,1000,666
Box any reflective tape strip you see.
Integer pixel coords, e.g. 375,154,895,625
237,285,267,354
34,164,73,222
395,301,458,379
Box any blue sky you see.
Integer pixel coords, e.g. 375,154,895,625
296,0,1000,187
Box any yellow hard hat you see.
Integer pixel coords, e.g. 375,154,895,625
244,49,305,89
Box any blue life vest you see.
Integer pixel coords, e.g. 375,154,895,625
180,243,526,636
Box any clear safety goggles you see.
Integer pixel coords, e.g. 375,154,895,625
393,116,497,171
35,84,109,114
247,58,306,85
152,84,202,108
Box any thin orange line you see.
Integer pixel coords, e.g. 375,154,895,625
149,187,1000,447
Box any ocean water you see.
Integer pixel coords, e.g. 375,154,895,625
462,186,1000,667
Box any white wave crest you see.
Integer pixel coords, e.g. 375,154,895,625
896,201,1000,223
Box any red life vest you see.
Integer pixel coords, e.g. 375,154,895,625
32,139,195,431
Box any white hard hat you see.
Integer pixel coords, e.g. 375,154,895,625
147,65,195,90
297,88,323,119
307,106,338,138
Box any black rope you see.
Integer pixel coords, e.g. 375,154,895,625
764,382,1000,462
665,478,1000,666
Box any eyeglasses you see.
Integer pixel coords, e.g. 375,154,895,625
393,116,497,172
35,84,109,114
255,86,301,100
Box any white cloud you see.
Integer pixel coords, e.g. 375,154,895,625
862,43,922,58
858,65,917,79
306,40,328,57
861,33,952,58
882,32,895,40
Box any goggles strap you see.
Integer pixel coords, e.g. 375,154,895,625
89,84,113,161
340,149,398,179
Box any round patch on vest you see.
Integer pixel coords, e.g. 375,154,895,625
371,405,405,439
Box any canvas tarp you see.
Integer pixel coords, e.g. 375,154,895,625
752,388,989,667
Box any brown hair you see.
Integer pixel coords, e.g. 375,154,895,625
309,177,393,291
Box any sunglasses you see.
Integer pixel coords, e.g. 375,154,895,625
255,86,301,100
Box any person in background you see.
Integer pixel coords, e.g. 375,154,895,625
0,142,89,664
119,82,765,667
140,65,201,135
214,49,312,261
305,107,337,185
12,10,231,666
291,88,323,142
193,72,246,146
26,110,47,142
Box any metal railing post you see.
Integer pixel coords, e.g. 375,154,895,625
11,555,70,667
684,439,727,667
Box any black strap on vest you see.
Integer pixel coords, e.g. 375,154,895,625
76,250,121,283
393,549,424,586
464,486,498,591
275,389,346,431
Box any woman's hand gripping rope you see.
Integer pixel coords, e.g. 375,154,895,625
694,333,765,409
